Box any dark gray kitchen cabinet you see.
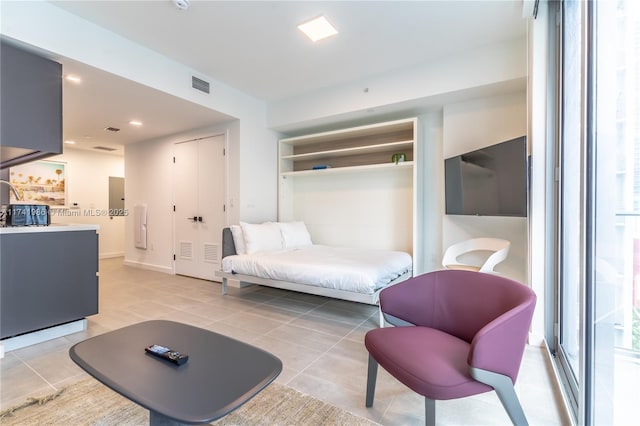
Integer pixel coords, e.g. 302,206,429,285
0,40,63,169
0,229,99,339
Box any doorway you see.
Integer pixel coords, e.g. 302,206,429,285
173,134,226,281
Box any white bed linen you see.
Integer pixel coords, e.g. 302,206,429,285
221,245,412,294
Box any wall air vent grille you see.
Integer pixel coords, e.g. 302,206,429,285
203,243,219,263
192,76,210,94
93,146,117,152
180,241,193,259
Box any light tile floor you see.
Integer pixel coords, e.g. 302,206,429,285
1,258,570,425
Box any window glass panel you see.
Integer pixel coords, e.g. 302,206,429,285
559,0,583,390
593,0,640,424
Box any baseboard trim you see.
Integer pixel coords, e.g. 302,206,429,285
1,319,86,358
100,251,124,259
122,259,173,274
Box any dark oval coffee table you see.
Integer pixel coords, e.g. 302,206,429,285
69,320,282,425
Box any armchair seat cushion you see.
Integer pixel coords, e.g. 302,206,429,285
365,326,493,400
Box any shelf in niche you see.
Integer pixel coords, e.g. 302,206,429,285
280,140,414,161
280,161,414,177
279,118,415,146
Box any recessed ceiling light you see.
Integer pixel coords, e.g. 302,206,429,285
64,140,76,145
298,15,338,42
65,75,82,83
129,120,143,126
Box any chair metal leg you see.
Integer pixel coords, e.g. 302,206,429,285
470,367,529,426
366,354,378,407
425,397,435,426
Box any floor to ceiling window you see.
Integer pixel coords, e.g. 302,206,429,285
555,0,640,424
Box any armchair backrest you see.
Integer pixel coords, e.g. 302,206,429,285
379,270,536,380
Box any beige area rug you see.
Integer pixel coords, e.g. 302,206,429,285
0,378,379,425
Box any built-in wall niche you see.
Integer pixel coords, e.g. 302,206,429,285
279,119,415,174
109,176,124,215
278,117,417,257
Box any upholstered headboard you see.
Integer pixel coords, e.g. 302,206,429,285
221,227,237,259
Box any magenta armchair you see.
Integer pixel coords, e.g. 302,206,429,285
365,270,536,426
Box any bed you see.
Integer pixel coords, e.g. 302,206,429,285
214,222,413,309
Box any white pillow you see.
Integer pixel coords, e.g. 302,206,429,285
229,225,246,255
278,221,313,248
240,222,283,254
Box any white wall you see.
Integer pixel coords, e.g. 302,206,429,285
442,91,528,284
269,38,526,131
123,135,174,273
285,168,414,253
47,149,124,258
416,111,444,274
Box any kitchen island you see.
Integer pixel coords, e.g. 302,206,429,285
0,224,99,354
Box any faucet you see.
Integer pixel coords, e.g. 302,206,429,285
0,179,22,201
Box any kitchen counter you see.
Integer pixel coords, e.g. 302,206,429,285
0,223,99,234
0,224,99,349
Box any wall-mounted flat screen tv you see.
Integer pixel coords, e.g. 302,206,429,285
444,136,527,217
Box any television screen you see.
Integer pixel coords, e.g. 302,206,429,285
444,136,527,217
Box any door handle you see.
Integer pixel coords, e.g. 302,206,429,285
187,216,198,221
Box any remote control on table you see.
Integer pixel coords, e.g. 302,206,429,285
145,344,189,365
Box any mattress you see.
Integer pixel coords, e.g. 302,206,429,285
221,245,412,295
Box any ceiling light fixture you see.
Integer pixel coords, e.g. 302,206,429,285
65,75,82,83
298,15,338,42
129,120,143,126
64,140,76,145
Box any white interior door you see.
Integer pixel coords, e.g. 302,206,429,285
174,135,225,280
174,141,198,277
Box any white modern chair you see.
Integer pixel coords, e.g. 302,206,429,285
442,238,511,274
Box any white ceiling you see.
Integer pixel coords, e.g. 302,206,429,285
60,57,234,155
45,0,527,154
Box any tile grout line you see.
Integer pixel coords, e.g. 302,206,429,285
12,355,58,392
280,315,386,423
